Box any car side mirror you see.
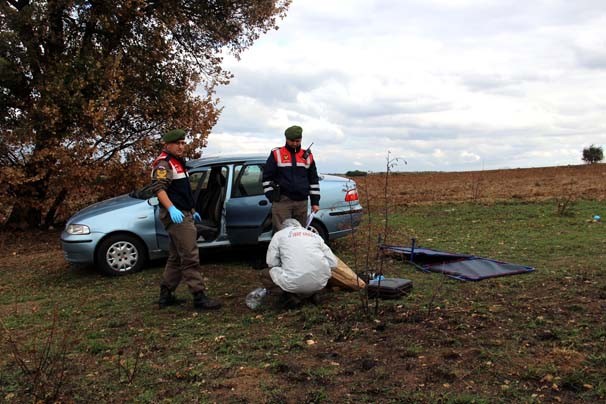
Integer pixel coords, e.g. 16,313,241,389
147,197,159,206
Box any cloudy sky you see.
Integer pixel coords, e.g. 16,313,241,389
203,0,606,173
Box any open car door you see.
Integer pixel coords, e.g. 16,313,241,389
155,168,210,249
225,163,272,245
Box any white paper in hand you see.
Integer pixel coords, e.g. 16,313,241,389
305,211,315,229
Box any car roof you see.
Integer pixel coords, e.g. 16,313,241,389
187,153,267,169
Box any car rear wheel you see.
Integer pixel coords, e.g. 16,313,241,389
308,220,329,244
95,234,147,276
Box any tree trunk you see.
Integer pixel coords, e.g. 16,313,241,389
5,203,42,230
44,188,68,229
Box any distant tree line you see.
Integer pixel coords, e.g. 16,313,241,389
345,170,368,177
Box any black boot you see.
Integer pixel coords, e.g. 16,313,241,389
158,286,185,309
309,292,323,306
280,292,302,310
193,291,222,310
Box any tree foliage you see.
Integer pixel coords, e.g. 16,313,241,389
582,145,603,164
0,0,290,228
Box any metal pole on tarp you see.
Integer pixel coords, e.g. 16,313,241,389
410,237,416,263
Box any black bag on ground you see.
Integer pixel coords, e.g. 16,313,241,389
367,278,413,299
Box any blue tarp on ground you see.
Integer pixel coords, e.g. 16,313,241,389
380,245,535,281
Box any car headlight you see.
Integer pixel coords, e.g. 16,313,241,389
66,224,91,235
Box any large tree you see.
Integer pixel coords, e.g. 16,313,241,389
582,144,603,164
0,0,290,229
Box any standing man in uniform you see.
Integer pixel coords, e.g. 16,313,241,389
151,129,221,310
262,125,320,233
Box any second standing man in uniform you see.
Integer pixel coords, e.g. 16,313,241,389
262,125,320,233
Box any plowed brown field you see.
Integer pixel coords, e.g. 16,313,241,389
356,163,606,205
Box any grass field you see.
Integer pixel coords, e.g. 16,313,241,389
1,167,605,403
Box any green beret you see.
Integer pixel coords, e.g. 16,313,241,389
163,129,186,143
284,125,303,140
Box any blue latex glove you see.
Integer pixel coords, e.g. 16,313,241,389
193,212,201,223
168,206,184,224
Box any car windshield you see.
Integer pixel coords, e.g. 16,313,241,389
129,171,209,200
129,184,156,200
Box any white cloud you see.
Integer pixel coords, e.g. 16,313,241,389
433,149,446,159
205,0,606,173
460,151,481,163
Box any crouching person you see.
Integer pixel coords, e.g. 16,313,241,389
260,218,338,308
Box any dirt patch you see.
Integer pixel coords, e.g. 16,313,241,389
0,229,62,258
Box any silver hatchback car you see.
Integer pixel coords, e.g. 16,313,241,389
61,154,363,276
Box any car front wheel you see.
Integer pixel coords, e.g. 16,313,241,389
95,234,147,276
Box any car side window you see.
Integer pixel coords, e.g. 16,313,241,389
189,171,209,192
232,164,264,197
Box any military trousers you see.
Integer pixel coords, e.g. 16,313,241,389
161,212,206,294
271,196,308,233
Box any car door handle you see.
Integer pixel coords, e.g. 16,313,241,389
259,200,268,206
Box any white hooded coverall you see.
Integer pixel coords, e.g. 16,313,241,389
266,220,338,296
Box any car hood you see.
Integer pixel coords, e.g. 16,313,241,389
69,194,145,223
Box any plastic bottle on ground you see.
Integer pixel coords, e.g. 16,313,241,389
245,287,268,310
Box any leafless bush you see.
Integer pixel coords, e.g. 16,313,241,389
372,151,407,315
555,180,577,216
1,308,74,402
115,347,142,384
424,272,449,320
470,172,484,203
354,175,371,315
